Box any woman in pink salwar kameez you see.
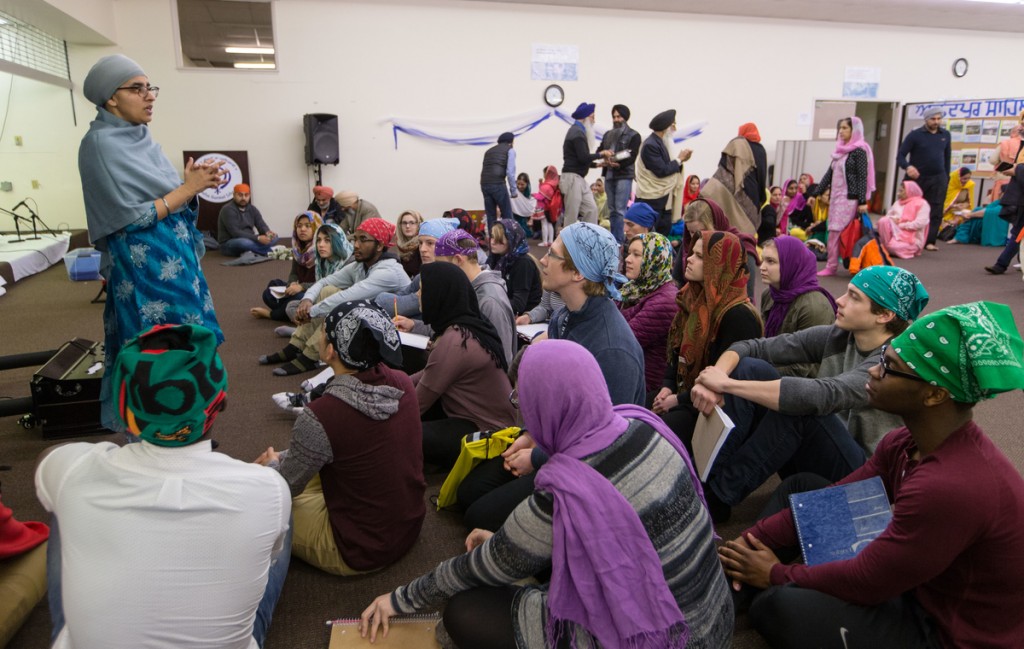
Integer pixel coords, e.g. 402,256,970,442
878,180,930,259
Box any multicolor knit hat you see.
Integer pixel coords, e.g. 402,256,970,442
113,324,227,446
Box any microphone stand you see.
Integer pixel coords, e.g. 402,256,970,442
18,203,58,239
0,206,33,242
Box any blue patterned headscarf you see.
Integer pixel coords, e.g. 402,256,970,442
560,222,628,300
418,217,459,240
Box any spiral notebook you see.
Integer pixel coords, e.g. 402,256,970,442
789,476,892,567
326,613,441,648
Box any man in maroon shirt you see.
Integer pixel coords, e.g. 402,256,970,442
256,299,426,575
719,301,1024,649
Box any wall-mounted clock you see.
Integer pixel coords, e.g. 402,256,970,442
953,58,969,78
544,84,565,108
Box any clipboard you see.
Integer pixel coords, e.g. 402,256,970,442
326,614,441,648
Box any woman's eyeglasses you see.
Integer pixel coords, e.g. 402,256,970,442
116,84,159,98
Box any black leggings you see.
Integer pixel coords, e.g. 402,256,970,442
443,586,519,649
421,417,478,472
457,458,535,531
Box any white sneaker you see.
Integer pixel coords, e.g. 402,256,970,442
271,391,307,416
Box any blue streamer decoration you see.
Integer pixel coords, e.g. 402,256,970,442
388,108,707,149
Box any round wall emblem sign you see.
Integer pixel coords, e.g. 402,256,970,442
194,152,244,203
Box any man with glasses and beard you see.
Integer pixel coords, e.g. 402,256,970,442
635,109,693,236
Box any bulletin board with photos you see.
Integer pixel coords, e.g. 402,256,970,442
901,97,1024,178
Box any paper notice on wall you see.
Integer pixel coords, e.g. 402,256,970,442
960,148,979,170
531,44,579,81
948,119,965,142
977,147,996,172
842,66,880,99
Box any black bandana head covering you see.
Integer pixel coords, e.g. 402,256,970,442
324,300,403,371
420,261,508,370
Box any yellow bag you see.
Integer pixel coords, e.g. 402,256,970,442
436,427,521,510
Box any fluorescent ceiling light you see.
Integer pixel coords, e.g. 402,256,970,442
225,46,275,54
233,62,276,69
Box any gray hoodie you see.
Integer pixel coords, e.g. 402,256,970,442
472,270,517,367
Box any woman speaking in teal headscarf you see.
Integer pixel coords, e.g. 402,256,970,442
78,54,225,432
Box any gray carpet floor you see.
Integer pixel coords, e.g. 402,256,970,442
1,236,1021,648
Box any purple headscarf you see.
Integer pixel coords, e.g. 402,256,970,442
763,235,837,337
519,340,707,649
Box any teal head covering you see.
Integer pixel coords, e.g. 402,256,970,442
113,324,227,446
315,223,352,280
83,54,146,108
851,266,929,322
891,302,1024,403
560,222,628,300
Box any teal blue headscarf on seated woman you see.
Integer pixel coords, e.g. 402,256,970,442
79,55,187,251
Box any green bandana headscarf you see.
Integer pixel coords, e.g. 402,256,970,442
620,233,674,305
891,302,1024,403
852,266,929,322
113,324,227,445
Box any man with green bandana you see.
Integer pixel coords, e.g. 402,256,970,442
692,266,929,522
720,302,1024,649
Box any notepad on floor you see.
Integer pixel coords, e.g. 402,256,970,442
692,405,735,482
327,614,441,648
516,323,548,339
790,476,892,567
399,331,431,350
268,285,288,299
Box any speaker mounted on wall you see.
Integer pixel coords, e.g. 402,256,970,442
303,113,339,165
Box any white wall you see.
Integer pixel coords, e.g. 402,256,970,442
10,0,1024,234
0,71,82,231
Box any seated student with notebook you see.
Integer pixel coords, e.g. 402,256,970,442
360,340,734,649
691,266,928,523
256,300,425,576
433,229,517,366
414,261,517,471
719,302,1024,649
259,218,410,375
652,231,763,444
38,324,291,649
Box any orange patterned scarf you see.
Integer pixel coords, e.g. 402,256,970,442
668,231,754,392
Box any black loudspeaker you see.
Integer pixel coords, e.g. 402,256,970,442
304,113,339,165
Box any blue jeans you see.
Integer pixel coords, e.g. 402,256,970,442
221,235,279,257
481,183,513,231
604,177,632,244
708,358,868,506
48,516,292,648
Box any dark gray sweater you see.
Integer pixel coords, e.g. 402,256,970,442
728,325,902,451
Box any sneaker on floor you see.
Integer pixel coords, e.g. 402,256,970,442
274,325,296,337
271,391,307,415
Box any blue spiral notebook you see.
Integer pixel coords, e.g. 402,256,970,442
789,476,893,567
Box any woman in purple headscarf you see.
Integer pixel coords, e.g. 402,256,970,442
808,116,876,276
759,236,837,376
359,339,733,649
